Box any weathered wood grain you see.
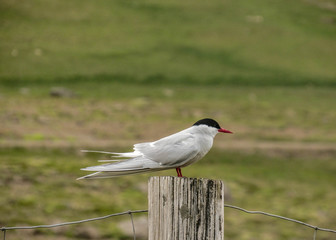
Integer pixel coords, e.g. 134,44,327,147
148,176,224,240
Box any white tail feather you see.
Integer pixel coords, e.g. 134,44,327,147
97,160,122,162
81,150,118,155
81,150,141,158
77,168,157,179
78,155,164,179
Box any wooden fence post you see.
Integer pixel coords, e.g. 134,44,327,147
148,176,224,240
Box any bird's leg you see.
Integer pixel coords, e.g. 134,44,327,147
176,168,180,177
176,167,183,177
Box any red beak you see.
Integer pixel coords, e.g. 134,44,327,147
218,128,233,134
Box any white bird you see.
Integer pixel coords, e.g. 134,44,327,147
78,118,232,179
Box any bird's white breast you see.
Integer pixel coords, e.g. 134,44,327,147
180,132,214,167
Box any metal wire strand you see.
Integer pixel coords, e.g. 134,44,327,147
2,205,336,240
224,204,336,234
0,210,148,231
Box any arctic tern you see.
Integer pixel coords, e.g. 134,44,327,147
78,118,232,179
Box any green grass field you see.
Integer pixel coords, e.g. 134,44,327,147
1,0,336,239
1,0,336,83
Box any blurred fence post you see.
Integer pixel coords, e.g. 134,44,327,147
148,176,224,240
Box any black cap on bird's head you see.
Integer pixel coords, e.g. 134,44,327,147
193,118,221,129
193,118,233,134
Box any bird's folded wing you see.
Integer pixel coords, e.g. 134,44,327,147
134,133,198,166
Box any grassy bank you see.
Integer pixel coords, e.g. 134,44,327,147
1,148,335,239
1,83,336,148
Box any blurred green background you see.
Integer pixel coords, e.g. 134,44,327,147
1,0,336,239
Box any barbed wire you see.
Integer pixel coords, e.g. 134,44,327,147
1,210,148,240
1,205,336,240
223,204,336,240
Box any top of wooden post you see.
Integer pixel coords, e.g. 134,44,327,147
148,176,224,240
